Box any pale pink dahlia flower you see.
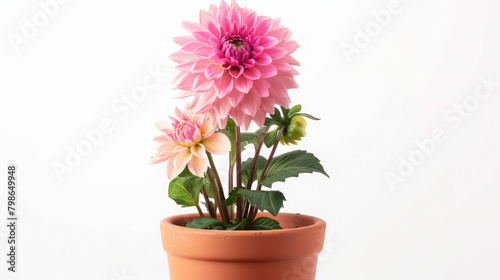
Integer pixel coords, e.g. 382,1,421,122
150,108,231,179
170,0,300,130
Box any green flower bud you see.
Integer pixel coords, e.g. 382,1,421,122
280,115,307,145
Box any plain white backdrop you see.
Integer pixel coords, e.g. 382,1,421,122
1,0,500,279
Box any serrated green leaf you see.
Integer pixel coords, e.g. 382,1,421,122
186,217,229,229
168,177,202,207
261,150,329,187
249,217,283,230
223,189,245,206
238,189,286,216
242,151,329,188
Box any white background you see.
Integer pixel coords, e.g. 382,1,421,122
1,0,500,279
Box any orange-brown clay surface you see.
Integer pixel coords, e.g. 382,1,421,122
160,212,326,280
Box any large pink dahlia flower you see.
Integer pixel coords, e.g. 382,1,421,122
150,108,231,179
170,0,300,130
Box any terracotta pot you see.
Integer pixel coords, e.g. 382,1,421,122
160,212,326,280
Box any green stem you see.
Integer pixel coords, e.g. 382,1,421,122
201,185,215,218
228,155,235,220
249,126,285,220
242,126,270,219
195,204,205,217
207,169,230,223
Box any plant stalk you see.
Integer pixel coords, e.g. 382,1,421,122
249,126,285,220
207,170,230,223
195,204,205,217
242,126,270,219
207,153,229,216
235,125,243,222
201,185,215,218
228,155,235,220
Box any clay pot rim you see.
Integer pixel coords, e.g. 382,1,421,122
161,212,326,236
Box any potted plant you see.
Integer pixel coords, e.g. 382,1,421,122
151,1,329,279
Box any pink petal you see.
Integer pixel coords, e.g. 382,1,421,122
259,36,279,48
187,156,208,178
153,134,170,143
242,67,261,80
173,90,195,99
253,18,272,36
180,41,203,53
155,121,173,133
226,89,246,107
201,133,231,154
191,59,212,73
169,51,196,63
254,52,272,66
265,47,288,60
214,98,232,120
182,20,206,33
199,9,217,26
193,75,214,92
252,79,270,97
214,73,234,98
279,40,300,53
243,11,257,28
193,46,212,57
172,72,196,91
233,77,253,93
240,91,262,117
192,31,213,44
190,144,206,158
229,65,244,78
257,64,278,78
172,36,196,46
166,157,183,180
206,21,221,38
205,64,223,80
191,90,217,114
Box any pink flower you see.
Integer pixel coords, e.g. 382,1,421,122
170,0,300,130
150,108,231,179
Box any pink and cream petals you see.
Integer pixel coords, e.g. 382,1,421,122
150,108,231,179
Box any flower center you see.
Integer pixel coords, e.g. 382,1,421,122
228,38,244,51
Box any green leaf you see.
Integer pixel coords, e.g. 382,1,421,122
271,107,282,121
241,156,266,187
242,151,329,188
219,118,237,164
294,113,320,121
238,189,286,216
260,150,329,187
241,126,267,150
223,189,244,206
264,117,280,127
186,217,229,229
280,106,290,122
249,217,283,230
227,218,253,230
264,127,279,148
288,104,302,116
168,177,202,207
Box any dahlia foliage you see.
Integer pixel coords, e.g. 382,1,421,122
151,1,328,230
